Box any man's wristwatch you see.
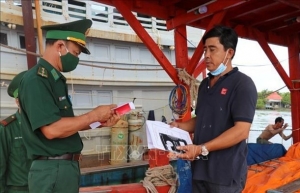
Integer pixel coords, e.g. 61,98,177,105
201,144,209,156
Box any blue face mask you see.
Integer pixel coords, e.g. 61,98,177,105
210,50,229,76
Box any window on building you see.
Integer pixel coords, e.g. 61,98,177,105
0,33,8,45
68,0,86,19
19,35,37,50
42,0,63,15
19,35,26,49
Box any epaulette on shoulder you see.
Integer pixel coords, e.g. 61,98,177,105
37,66,48,78
0,114,17,127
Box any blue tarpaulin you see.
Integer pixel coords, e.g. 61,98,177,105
177,159,192,193
247,143,287,165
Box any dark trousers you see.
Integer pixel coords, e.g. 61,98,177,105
192,170,247,193
28,160,80,193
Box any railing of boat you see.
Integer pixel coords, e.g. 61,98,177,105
3,0,168,33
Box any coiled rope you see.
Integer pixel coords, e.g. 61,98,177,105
177,68,200,109
141,164,178,193
169,84,188,118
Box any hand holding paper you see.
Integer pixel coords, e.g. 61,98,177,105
89,102,135,129
145,120,192,152
112,102,135,115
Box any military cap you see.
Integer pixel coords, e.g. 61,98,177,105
7,71,27,98
41,19,92,54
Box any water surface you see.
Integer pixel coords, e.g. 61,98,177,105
248,110,293,150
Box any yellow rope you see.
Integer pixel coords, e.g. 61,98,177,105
141,164,178,193
177,68,200,109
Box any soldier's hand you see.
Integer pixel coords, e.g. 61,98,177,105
89,104,117,122
101,113,120,127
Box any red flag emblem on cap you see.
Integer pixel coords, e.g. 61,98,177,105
221,88,227,95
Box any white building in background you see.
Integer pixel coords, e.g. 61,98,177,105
0,0,203,121
0,0,204,156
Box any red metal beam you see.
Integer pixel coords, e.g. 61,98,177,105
227,0,276,20
253,29,293,89
160,0,181,7
274,23,300,36
186,11,226,75
234,25,288,47
175,26,188,69
193,59,206,78
21,0,37,69
112,0,179,84
276,0,300,9
288,34,300,144
166,0,245,30
174,25,191,121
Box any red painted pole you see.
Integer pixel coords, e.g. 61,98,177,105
174,25,191,122
288,34,300,143
112,0,179,84
111,1,177,192
253,29,293,89
21,0,37,69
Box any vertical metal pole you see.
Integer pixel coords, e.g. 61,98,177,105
174,25,191,121
21,0,37,69
288,34,300,143
35,0,44,55
111,1,177,192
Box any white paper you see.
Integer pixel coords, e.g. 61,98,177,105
146,120,192,153
89,121,101,130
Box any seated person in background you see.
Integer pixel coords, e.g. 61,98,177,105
257,117,292,144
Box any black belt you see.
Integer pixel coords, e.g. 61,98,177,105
8,186,28,191
36,153,81,161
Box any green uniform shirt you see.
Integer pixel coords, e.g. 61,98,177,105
18,58,82,159
0,111,31,192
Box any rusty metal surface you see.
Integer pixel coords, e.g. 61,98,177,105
21,0,37,69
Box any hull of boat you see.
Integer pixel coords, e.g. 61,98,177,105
79,143,300,193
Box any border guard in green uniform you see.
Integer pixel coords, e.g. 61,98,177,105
18,19,120,193
0,71,32,193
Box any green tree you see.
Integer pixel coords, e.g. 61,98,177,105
280,92,291,107
256,98,265,109
257,89,273,108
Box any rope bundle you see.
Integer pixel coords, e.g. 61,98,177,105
177,68,200,109
169,84,188,117
141,164,178,193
